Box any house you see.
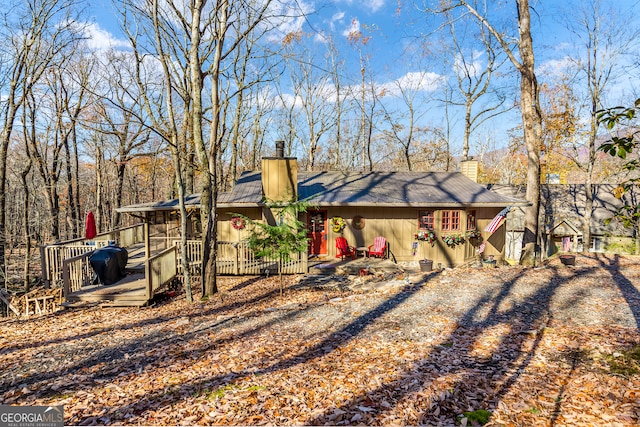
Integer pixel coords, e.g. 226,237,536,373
116,145,528,270
487,184,638,259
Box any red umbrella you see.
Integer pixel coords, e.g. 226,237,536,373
85,211,97,239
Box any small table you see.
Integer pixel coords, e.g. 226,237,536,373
355,246,369,258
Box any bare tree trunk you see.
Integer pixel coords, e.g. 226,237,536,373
63,132,78,238
202,0,230,297
114,160,127,228
151,0,194,302
20,160,32,290
71,125,82,237
95,138,104,232
516,0,543,265
455,0,543,264
0,98,20,288
187,0,216,297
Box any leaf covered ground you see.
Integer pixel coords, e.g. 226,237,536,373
1,253,639,426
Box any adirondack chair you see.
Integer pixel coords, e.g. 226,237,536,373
335,236,355,260
368,236,387,258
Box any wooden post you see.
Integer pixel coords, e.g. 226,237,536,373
301,250,308,273
144,216,151,263
40,245,50,288
235,244,240,275
62,259,70,299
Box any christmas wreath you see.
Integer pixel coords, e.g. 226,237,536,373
231,216,246,230
331,216,346,233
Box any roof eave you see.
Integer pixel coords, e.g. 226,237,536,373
308,201,530,208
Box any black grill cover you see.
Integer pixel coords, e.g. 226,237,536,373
89,246,128,285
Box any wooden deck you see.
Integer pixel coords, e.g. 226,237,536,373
47,230,307,309
63,273,148,307
61,240,177,308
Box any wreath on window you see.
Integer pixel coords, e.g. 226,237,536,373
331,216,346,233
231,216,246,230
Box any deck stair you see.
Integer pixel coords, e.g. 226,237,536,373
64,272,148,307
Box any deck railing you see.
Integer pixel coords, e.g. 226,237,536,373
146,246,177,297
49,231,308,298
44,245,97,288
61,250,95,296
174,240,308,276
94,223,145,248
41,223,144,287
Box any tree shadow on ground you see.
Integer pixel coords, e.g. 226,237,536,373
3,258,636,425
37,274,438,423
596,253,640,328
1,283,318,397
299,264,595,425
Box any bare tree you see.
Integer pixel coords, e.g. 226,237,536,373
92,87,151,228
282,35,336,170
0,0,83,284
379,71,436,171
564,0,639,253
439,0,544,265
224,26,277,187
116,0,196,301
446,14,510,161
199,0,292,297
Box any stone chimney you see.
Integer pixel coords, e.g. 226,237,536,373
460,160,479,182
261,141,298,202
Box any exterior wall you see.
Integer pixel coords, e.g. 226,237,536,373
154,205,507,268
318,206,506,268
218,208,263,242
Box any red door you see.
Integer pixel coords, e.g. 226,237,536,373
307,210,327,256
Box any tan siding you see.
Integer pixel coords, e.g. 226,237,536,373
261,158,297,202
218,208,262,242
323,207,507,267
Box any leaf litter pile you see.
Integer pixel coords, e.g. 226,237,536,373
1,253,639,426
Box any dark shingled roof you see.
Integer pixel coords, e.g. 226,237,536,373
296,171,525,207
488,184,635,236
117,171,527,213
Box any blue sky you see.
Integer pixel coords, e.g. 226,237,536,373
84,0,640,93
82,0,640,156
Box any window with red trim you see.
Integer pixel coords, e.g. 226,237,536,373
467,210,477,230
418,210,434,230
442,210,461,231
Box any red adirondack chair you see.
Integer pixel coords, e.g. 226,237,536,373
368,236,387,258
335,236,355,260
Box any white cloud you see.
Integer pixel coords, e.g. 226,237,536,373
82,22,129,51
333,0,385,13
379,71,444,96
264,0,315,43
366,0,385,13
314,31,329,44
343,18,360,38
537,56,577,77
453,50,484,79
330,11,345,31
